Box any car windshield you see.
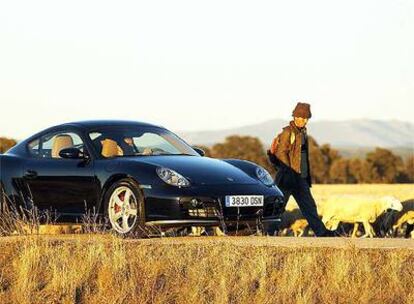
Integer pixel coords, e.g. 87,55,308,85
88,126,199,158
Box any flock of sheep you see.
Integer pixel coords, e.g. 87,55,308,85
280,195,414,238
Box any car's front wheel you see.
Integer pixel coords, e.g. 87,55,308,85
104,179,146,237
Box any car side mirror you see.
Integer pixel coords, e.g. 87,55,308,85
193,147,205,157
59,147,85,159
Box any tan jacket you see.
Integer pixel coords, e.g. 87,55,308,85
272,121,312,187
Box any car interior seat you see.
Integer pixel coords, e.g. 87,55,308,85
51,135,74,158
101,138,124,158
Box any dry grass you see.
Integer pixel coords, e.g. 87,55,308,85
1,184,414,303
0,236,413,304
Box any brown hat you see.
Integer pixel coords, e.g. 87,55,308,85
292,102,312,119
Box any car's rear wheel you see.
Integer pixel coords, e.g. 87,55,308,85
104,179,146,237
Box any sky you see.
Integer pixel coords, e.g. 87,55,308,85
0,0,413,139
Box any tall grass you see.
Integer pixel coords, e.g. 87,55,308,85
0,191,47,236
0,194,104,236
0,236,413,304
0,185,413,303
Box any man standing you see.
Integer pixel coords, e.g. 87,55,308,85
267,102,337,237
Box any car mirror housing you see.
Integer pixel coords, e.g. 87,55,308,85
193,147,205,157
59,147,84,159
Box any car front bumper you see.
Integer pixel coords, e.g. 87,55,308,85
142,183,285,227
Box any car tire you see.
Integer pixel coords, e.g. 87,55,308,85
103,178,147,237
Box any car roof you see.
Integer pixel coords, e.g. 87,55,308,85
6,120,167,156
19,120,165,145
60,120,163,130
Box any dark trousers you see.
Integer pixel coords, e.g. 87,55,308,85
281,177,328,236
266,174,329,237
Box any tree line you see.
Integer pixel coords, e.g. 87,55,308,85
1,135,413,183
0,138,17,154
199,135,414,184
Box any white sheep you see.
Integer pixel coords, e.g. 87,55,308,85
320,195,403,238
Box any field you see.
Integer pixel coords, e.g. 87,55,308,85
286,183,414,211
0,184,413,304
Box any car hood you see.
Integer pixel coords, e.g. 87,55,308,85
127,156,259,185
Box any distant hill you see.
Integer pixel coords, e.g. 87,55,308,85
178,119,414,158
336,146,413,160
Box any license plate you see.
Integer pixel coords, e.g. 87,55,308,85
225,195,264,207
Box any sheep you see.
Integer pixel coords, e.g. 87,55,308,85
349,209,399,238
320,195,403,238
189,226,225,236
289,219,309,237
392,211,414,238
391,200,414,238
278,208,304,236
410,226,414,239
12,224,82,235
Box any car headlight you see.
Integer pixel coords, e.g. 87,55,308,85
255,166,274,186
156,167,191,187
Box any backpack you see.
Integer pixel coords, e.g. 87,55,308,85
268,128,296,166
270,128,296,155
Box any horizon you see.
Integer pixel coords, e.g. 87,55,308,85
176,117,413,133
2,117,414,141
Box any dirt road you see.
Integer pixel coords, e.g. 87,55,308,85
131,235,414,250
1,234,413,250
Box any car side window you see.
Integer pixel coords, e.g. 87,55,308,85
38,132,85,159
27,138,40,157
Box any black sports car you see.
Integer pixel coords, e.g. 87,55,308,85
0,120,284,236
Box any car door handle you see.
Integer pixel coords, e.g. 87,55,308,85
24,170,38,179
